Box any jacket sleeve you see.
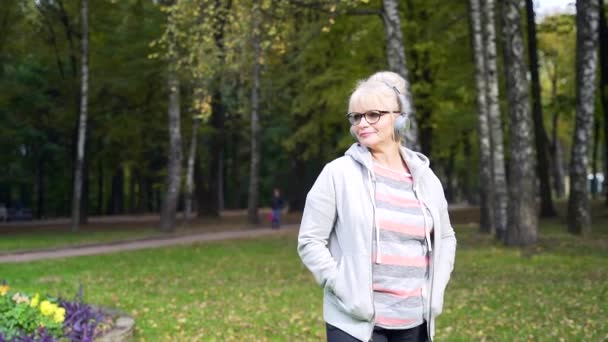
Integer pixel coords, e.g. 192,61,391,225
435,196,457,299
297,164,338,288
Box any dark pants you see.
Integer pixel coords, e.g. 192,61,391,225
326,322,428,342
271,209,281,228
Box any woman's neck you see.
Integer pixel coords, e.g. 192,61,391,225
369,144,406,172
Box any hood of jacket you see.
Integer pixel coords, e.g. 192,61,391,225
344,143,430,181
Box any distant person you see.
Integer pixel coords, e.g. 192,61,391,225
271,188,285,229
297,71,457,342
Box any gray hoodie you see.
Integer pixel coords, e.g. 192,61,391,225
298,143,457,341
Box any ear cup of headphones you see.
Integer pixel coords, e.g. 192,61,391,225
394,114,410,139
394,92,410,139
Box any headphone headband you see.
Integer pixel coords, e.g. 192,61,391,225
381,81,408,116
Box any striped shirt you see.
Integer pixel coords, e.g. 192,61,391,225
371,162,432,329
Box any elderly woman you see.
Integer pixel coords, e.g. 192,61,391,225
298,72,456,342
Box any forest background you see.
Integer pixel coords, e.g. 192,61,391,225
0,0,606,243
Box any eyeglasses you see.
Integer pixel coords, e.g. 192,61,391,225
346,110,400,126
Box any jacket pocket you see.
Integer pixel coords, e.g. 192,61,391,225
430,282,446,317
431,294,444,317
327,255,374,321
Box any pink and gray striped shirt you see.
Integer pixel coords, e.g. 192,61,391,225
371,162,433,329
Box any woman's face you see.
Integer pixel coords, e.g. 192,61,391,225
350,104,399,152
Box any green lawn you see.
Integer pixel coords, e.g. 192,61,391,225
1,218,607,341
0,229,161,252
0,211,301,253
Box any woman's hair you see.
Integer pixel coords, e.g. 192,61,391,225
348,71,410,114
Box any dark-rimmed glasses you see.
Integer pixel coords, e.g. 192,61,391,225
346,110,400,126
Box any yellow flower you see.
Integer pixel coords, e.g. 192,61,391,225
0,285,8,296
30,293,40,308
40,300,57,316
53,307,66,323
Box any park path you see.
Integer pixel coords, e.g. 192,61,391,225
0,224,298,264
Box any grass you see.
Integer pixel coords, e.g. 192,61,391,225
0,211,302,253
0,210,607,341
0,229,160,253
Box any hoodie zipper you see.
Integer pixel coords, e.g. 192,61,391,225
413,183,432,253
366,169,376,340
412,177,435,341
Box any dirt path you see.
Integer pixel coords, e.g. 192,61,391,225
0,224,298,264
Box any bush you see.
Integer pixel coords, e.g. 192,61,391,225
0,282,106,342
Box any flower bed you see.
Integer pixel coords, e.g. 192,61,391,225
0,282,118,342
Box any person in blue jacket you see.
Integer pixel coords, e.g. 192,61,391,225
271,188,285,229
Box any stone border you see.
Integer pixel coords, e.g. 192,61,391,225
93,307,135,342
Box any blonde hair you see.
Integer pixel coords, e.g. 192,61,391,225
348,71,410,114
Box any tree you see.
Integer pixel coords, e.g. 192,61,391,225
160,68,182,232
538,14,576,200
568,0,600,235
501,0,538,245
247,2,262,224
482,0,508,239
184,114,201,223
599,0,608,206
159,6,183,232
71,0,89,232
469,0,495,233
526,0,556,217
381,0,419,150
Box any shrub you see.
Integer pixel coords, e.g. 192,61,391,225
0,282,106,342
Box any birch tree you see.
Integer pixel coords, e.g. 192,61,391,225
247,2,262,224
525,0,556,217
184,114,201,223
538,15,574,199
482,0,508,239
159,5,183,232
381,0,419,151
568,0,600,235
469,0,495,233
599,0,608,206
71,0,88,232
501,0,538,245
160,67,182,232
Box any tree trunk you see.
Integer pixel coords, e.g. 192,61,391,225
218,151,224,212
483,0,508,239
160,69,183,232
549,67,566,198
184,117,200,223
599,0,608,205
526,0,557,217
444,143,457,203
501,0,538,245
592,119,600,197
81,157,88,224
568,0,600,236
71,0,88,232
109,168,124,215
381,0,419,151
461,133,475,204
247,8,261,224
97,160,103,215
552,137,566,199
35,156,45,219
128,167,137,213
469,0,495,234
